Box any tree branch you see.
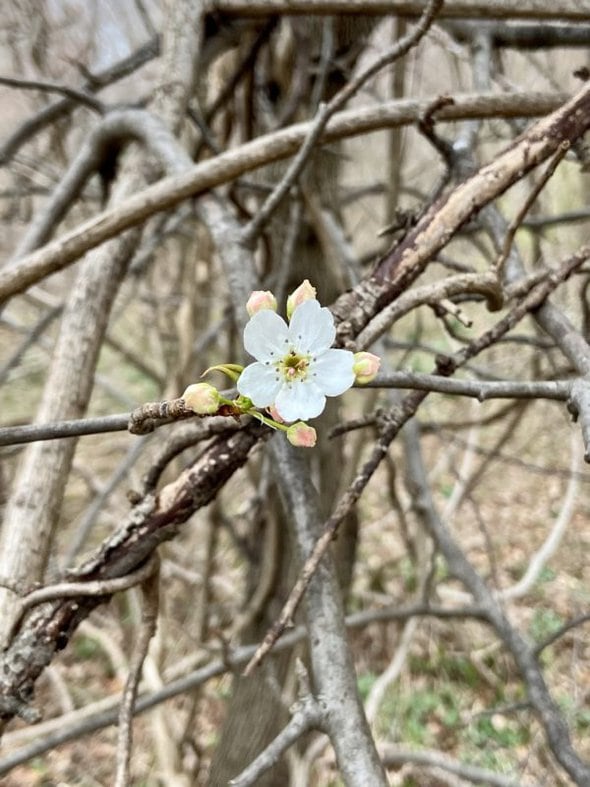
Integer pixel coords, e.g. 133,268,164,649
403,419,590,784
0,91,568,304
214,0,590,20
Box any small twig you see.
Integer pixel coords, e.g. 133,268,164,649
417,94,457,161
0,75,105,113
435,297,473,326
114,560,160,787
495,140,571,276
534,611,590,657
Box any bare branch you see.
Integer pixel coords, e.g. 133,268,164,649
214,0,590,21
0,91,568,304
2,557,158,650
228,694,323,787
364,371,571,400
0,75,104,113
0,37,158,165
241,0,443,244
379,744,525,787
114,563,159,787
403,420,590,784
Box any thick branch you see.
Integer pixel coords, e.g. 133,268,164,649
332,83,590,343
270,439,388,786
0,91,567,303
214,0,590,20
0,424,264,725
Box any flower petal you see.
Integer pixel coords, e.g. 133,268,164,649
244,310,289,361
237,362,281,407
275,380,326,422
288,299,335,354
311,349,355,396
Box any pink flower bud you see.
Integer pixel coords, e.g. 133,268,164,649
286,279,317,319
182,383,221,414
287,422,317,448
246,290,277,317
267,405,286,424
353,352,381,384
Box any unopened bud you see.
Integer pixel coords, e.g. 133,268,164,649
353,352,381,384
286,279,317,319
267,405,286,424
287,422,317,448
246,290,277,317
182,383,221,415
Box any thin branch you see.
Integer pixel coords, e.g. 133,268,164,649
534,612,590,657
0,304,63,386
365,618,418,723
0,75,104,113
114,563,159,787
228,695,323,787
0,602,485,773
522,208,590,229
0,414,130,447
494,141,571,277
2,557,158,650
241,0,443,244
0,37,158,165
379,744,526,787
364,372,571,401
0,399,242,448
499,430,580,601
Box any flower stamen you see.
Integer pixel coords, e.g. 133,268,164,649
277,349,310,382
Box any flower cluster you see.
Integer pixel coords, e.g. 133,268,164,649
182,280,380,447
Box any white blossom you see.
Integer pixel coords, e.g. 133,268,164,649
237,299,354,422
